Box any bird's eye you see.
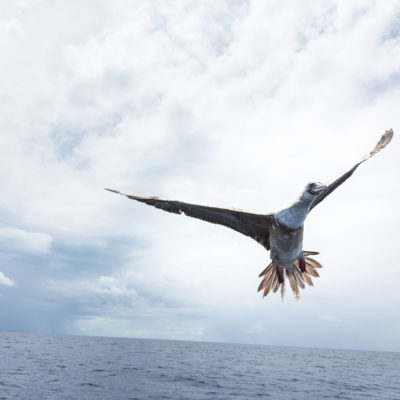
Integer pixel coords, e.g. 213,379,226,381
307,183,316,194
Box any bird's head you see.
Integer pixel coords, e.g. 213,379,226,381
305,182,326,196
294,182,327,207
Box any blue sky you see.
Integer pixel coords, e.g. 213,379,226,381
0,0,399,352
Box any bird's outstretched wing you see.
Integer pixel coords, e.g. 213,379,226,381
309,129,393,211
106,189,272,249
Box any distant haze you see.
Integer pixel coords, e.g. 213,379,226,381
0,1,399,352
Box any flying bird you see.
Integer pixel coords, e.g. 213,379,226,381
106,129,393,301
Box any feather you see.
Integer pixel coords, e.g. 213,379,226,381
263,274,277,297
292,266,305,289
306,264,320,277
367,129,393,158
258,264,276,292
306,257,322,269
258,273,270,292
280,280,286,300
257,279,266,292
288,273,300,302
303,251,319,256
262,285,270,297
272,278,280,293
262,269,277,296
106,189,273,249
258,262,273,277
303,273,314,286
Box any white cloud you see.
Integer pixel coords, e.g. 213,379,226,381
0,0,399,350
47,275,137,297
0,227,52,254
0,271,15,287
0,18,24,42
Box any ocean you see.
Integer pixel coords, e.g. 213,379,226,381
0,332,399,400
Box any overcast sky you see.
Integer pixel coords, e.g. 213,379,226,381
0,0,399,352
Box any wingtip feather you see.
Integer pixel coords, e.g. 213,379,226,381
105,188,125,195
364,129,394,160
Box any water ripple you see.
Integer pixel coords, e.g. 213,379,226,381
0,332,399,400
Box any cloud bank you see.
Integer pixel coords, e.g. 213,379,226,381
0,0,399,351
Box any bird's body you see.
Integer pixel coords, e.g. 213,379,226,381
269,218,303,270
107,129,393,301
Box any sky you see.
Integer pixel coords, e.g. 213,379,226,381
0,0,399,352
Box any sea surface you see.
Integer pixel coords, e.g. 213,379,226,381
0,332,399,400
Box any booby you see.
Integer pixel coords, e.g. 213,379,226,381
106,129,393,301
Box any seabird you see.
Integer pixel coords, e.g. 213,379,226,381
106,129,393,301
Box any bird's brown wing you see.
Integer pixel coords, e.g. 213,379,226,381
309,129,393,211
106,189,272,249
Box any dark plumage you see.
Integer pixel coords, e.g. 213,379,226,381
107,129,393,301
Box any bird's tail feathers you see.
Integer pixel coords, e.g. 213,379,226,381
258,255,322,302
302,250,319,256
